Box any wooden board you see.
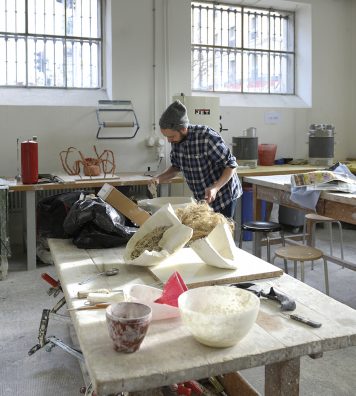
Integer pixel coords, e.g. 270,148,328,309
149,247,283,288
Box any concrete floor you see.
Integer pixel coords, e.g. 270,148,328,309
1,224,356,395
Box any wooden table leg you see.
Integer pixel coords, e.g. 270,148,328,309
265,357,300,396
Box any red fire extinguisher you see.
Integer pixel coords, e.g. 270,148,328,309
21,136,38,184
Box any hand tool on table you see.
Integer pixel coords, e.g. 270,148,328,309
78,268,119,285
232,283,322,328
282,313,322,328
231,282,296,311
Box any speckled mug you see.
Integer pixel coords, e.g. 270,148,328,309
106,302,152,353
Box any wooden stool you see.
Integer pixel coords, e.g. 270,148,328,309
272,245,329,295
239,221,285,262
303,213,344,270
303,213,344,260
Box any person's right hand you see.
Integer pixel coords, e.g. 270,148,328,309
150,177,159,186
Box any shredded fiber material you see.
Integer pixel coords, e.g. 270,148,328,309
175,202,234,244
130,226,171,259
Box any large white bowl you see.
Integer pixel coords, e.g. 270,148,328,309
178,286,260,348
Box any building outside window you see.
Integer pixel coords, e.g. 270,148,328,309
0,0,102,88
191,1,295,94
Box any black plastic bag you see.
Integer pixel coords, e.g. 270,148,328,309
63,195,137,249
37,191,88,238
72,223,132,249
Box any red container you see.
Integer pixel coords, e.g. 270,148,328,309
21,138,38,184
258,144,277,166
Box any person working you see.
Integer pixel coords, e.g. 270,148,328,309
151,100,242,219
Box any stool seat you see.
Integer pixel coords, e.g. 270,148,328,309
274,246,323,261
239,221,285,263
303,213,344,264
272,245,329,295
305,213,336,222
241,221,282,233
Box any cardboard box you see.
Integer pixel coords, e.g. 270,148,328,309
97,183,151,226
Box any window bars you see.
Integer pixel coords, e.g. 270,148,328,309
0,0,102,88
191,1,295,94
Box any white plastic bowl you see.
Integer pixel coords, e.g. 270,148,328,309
178,286,260,348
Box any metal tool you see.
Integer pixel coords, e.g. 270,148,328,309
78,268,119,285
41,272,62,297
282,313,322,328
231,282,296,311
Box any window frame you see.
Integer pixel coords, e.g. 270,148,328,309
191,1,295,96
0,0,103,89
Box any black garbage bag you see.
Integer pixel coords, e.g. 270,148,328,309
72,223,132,249
63,195,137,249
37,191,88,238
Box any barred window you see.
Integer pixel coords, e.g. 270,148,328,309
191,2,295,94
0,0,102,88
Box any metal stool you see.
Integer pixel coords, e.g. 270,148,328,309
272,245,329,295
303,213,344,269
239,221,285,262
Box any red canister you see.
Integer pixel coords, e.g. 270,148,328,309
21,137,38,184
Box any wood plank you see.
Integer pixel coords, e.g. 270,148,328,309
219,372,260,396
265,358,300,396
149,247,283,288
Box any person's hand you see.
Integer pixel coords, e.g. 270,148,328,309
150,177,159,187
204,185,219,204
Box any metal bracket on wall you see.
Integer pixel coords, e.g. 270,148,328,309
96,100,140,140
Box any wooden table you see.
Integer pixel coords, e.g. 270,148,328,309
8,165,320,271
244,174,356,270
49,238,356,396
8,172,183,271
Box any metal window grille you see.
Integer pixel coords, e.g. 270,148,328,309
0,0,102,88
191,1,295,94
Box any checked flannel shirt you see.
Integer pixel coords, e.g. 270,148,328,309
170,124,242,213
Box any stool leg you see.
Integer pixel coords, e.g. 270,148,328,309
284,259,288,274
239,228,243,249
294,260,297,278
336,221,344,261
328,222,334,257
266,234,271,263
311,223,316,270
301,261,305,282
323,257,329,295
280,230,285,247
252,232,262,258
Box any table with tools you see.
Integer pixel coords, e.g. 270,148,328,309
47,238,356,396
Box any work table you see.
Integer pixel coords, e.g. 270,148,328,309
49,238,356,396
5,165,323,272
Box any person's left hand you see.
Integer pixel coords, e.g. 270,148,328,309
204,185,218,204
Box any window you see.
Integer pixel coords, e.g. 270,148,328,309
0,0,102,88
191,2,295,94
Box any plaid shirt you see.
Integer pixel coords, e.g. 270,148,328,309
170,125,242,212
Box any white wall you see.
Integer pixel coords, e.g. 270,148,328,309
0,0,355,179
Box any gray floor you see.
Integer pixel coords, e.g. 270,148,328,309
1,224,356,395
